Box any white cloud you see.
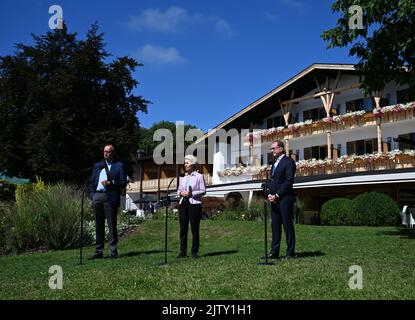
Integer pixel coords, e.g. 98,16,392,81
264,12,278,21
128,6,202,33
215,18,234,37
135,44,186,68
127,6,234,36
280,0,304,9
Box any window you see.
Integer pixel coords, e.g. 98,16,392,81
397,132,415,150
304,145,328,160
266,115,285,128
303,107,326,121
267,152,273,164
397,88,415,104
346,139,378,155
346,98,364,112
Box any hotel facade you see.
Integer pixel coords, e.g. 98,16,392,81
127,63,415,215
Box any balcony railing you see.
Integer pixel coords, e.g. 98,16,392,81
247,101,415,143
294,151,415,177
218,150,415,180
127,173,213,192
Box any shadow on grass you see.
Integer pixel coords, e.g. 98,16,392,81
119,250,168,258
294,251,326,259
377,227,415,239
200,250,239,258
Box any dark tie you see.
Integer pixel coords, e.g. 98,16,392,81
272,161,278,176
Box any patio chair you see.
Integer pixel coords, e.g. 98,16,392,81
401,205,409,227
409,208,415,228
401,206,415,228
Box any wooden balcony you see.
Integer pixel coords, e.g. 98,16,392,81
252,103,415,143
249,152,415,179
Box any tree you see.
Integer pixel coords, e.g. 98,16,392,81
322,0,415,95
0,23,149,183
138,121,199,158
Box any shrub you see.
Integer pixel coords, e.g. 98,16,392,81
211,200,261,221
152,208,178,221
0,180,17,202
349,192,400,226
0,202,13,253
320,198,353,226
202,197,228,218
84,211,143,244
7,183,93,252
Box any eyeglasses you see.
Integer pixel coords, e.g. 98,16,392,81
270,146,282,150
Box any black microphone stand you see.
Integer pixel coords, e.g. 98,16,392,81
258,165,273,266
161,177,176,266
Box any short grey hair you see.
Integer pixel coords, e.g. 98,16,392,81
184,155,198,166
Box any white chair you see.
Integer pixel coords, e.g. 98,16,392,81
409,209,415,228
401,205,409,227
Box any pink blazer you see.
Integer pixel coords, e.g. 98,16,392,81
177,172,206,204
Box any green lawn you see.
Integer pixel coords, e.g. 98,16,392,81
1,218,414,299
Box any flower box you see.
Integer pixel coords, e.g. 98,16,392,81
395,154,415,169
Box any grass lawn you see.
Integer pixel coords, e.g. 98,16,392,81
1,218,414,299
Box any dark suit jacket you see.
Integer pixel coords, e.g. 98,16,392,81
88,160,127,208
266,155,296,202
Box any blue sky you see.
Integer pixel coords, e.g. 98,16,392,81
0,0,357,131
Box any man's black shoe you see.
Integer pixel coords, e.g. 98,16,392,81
282,255,295,260
192,253,199,259
176,253,187,258
110,253,118,259
88,252,103,260
267,254,279,259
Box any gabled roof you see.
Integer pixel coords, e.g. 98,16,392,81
196,63,357,144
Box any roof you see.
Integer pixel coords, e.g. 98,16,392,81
0,174,30,185
195,63,357,144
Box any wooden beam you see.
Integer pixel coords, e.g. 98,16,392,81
334,71,341,89
374,97,381,109
279,98,291,126
377,122,383,153
285,138,290,157
314,76,322,92
329,93,335,112
373,91,384,153
282,83,361,105
327,131,332,160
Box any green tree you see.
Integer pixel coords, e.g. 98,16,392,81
0,23,149,183
138,121,199,158
322,0,415,95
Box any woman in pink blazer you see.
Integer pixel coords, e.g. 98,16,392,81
176,155,206,258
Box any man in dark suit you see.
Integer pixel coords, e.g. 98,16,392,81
267,140,297,260
88,144,127,259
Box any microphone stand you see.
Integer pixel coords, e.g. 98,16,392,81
258,165,273,266
161,177,176,266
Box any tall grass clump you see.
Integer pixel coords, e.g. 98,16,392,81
7,183,93,252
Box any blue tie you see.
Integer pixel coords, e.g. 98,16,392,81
272,159,280,176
